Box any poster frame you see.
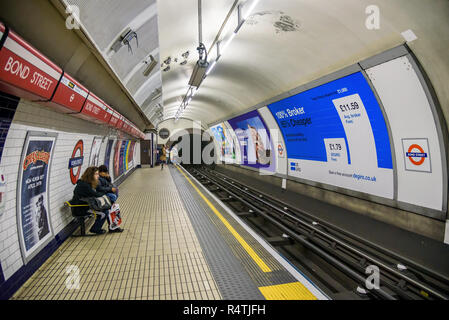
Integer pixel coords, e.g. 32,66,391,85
88,136,104,167
16,131,57,265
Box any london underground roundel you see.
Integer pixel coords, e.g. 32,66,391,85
402,138,431,173
69,140,84,184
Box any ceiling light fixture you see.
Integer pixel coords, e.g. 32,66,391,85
242,0,260,20
175,0,261,122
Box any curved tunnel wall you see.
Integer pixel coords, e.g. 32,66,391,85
0,94,140,298
206,45,448,229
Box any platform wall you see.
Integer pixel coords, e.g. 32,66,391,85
0,97,139,297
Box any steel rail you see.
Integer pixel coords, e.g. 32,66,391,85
191,166,449,300
188,167,396,300
207,168,449,288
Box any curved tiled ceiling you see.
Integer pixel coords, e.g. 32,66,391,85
158,0,449,129
62,0,449,131
63,0,164,126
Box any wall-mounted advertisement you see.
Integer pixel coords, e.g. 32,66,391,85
228,110,274,170
104,139,114,170
17,132,56,263
268,71,394,198
127,141,136,170
210,123,236,163
118,140,128,178
113,140,135,180
89,136,103,166
0,94,19,164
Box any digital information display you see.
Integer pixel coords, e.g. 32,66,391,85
268,72,394,198
228,110,274,170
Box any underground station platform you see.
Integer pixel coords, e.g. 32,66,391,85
9,165,328,301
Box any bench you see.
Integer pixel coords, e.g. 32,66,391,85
64,201,98,237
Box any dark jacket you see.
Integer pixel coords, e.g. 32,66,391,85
97,175,115,194
71,179,105,216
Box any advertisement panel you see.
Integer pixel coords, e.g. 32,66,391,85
210,123,236,163
127,141,136,170
17,132,56,263
104,139,114,170
89,137,103,166
118,140,128,177
112,140,135,180
268,71,394,198
227,110,274,170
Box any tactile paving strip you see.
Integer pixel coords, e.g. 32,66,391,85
11,167,222,300
170,166,266,300
171,167,301,289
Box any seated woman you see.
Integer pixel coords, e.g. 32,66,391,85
71,166,123,234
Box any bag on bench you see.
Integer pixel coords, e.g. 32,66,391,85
81,195,112,211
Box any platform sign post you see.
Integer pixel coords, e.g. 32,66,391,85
16,132,57,264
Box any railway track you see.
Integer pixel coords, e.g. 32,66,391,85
183,165,449,300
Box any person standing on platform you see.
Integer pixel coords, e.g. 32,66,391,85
160,145,167,170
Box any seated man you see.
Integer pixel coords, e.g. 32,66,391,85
97,165,123,233
97,165,118,203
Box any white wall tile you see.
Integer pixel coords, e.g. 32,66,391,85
0,99,139,282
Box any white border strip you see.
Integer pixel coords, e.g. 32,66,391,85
179,165,331,300
87,94,107,111
4,37,60,80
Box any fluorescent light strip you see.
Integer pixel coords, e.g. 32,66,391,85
206,60,217,76
243,0,260,20
176,1,257,122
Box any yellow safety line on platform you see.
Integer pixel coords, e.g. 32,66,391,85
176,165,272,273
259,282,317,300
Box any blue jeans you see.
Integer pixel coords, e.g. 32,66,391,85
90,211,107,232
107,193,117,203
91,193,117,232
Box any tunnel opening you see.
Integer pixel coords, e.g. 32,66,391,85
165,130,215,169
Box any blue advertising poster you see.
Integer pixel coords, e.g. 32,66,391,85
119,140,128,176
228,110,274,170
113,140,129,180
268,72,394,198
17,133,55,261
0,93,19,164
104,139,114,170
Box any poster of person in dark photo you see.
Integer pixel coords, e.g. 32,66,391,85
18,134,55,260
